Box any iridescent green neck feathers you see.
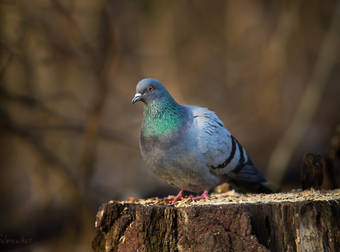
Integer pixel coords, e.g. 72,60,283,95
142,98,185,137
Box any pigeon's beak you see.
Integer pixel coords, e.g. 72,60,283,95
132,93,142,104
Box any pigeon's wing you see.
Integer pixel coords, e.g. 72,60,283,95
188,106,266,184
188,106,233,170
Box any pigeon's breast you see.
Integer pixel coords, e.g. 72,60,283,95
139,119,221,192
139,116,193,168
140,124,187,155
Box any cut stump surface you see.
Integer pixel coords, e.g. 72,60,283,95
93,190,340,252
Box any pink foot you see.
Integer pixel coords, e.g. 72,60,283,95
191,190,209,201
164,189,185,203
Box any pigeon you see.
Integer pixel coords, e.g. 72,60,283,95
132,78,272,202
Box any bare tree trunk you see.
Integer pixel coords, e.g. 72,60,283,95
92,190,340,252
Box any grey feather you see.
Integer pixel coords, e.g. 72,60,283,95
133,78,272,193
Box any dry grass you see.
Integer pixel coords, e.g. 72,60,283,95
114,189,340,207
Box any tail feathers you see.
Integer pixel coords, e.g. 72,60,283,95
227,180,273,194
252,183,273,194
230,164,267,183
227,164,273,193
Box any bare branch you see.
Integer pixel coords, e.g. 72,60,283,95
0,109,80,188
267,0,340,186
0,86,74,122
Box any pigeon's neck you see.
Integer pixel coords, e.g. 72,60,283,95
142,98,186,137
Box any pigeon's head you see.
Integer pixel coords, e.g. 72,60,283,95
132,78,171,105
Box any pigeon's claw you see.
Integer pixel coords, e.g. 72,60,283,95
191,190,209,201
164,189,185,203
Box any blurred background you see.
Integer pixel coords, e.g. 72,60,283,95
1,0,340,251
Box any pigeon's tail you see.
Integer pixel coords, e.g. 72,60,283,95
227,180,273,194
250,182,273,194
227,164,273,194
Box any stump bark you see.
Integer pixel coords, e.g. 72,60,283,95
92,190,340,252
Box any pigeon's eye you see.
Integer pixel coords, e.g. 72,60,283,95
148,86,154,92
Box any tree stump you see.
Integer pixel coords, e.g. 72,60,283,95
92,190,340,252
